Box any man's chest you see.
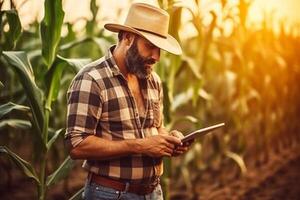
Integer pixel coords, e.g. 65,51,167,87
127,77,146,116
98,75,161,131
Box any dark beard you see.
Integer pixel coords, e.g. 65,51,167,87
125,39,156,79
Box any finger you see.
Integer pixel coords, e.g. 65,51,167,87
164,142,175,150
175,146,188,151
164,135,182,145
164,146,174,155
163,151,172,157
170,130,184,139
172,149,184,156
183,139,194,146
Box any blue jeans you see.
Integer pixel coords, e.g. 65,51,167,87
83,181,164,200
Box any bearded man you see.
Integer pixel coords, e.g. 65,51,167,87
65,3,192,200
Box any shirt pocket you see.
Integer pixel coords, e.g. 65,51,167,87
149,100,161,127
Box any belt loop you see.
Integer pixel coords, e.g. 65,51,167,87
120,182,129,196
124,182,130,193
87,172,92,185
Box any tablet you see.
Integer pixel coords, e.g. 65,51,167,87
181,123,225,143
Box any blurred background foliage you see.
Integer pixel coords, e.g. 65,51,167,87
1,0,300,199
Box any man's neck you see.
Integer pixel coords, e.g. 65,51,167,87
112,44,130,79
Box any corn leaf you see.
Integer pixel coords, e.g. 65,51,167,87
2,51,44,134
167,115,198,130
1,10,22,50
59,36,91,52
45,55,91,108
181,166,192,190
172,88,193,111
225,150,247,175
181,54,202,79
47,128,64,150
0,102,30,118
40,0,64,67
46,156,75,187
0,146,40,184
92,37,115,56
0,119,31,130
46,62,65,103
57,55,91,73
69,187,84,200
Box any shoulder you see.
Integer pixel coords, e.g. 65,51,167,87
68,56,112,93
75,57,108,80
72,56,115,83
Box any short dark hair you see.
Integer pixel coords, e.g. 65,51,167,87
118,31,124,41
118,31,139,42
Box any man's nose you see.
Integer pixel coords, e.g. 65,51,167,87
151,47,160,62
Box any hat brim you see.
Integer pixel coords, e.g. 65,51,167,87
104,23,182,55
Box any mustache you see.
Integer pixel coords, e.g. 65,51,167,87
144,58,156,65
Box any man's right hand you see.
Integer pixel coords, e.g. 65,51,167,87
138,135,182,157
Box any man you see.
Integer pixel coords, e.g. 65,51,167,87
65,3,192,200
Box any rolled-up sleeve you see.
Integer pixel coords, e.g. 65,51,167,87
65,72,102,148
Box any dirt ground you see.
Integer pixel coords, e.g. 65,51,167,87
192,143,300,200
1,142,300,200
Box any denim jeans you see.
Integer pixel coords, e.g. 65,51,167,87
83,181,164,200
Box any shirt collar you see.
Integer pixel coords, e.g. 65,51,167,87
105,45,122,77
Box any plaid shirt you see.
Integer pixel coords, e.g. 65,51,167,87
65,46,164,184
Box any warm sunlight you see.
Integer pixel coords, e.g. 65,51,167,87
3,0,300,34
1,0,300,199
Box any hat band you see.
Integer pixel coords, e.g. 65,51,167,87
132,27,167,39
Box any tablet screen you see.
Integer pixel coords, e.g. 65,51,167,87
181,123,225,143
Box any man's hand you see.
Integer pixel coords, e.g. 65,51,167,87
170,130,194,157
139,134,182,157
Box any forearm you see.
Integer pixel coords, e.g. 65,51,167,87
70,135,143,160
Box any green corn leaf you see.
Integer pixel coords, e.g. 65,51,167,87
45,55,91,104
40,0,65,67
0,119,31,130
225,150,247,175
47,128,65,150
172,88,193,111
0,118,46,154
46,62,65,103
1,10,22,50
2,51,44,134
59,36,92,52
0,102,30,119
162,82,171,124
57,55,91,73
69,187,84,200
92,37,114,56
46,156,75,187
0,146,40,184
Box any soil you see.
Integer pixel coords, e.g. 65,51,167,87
190,143,300,200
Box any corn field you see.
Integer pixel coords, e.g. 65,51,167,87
1,0,300,199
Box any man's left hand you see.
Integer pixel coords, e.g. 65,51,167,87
169,130,194,157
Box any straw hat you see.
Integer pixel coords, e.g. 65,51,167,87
104,3,182,55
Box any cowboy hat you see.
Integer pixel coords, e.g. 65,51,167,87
104,3,182,55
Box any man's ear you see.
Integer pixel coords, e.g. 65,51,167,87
123,32,135,48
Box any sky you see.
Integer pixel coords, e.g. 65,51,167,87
2,0,300,32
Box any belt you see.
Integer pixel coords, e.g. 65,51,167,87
89,174,159,195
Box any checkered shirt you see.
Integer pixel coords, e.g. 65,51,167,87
65,46,164,184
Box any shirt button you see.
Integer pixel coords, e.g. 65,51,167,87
135,112,139,117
